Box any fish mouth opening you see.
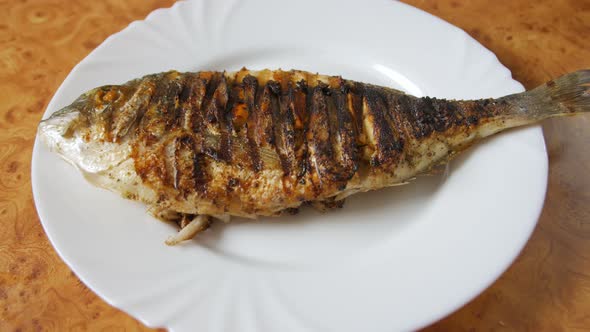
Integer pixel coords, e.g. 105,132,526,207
38,108,82,153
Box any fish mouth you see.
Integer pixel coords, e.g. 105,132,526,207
38,109,81,156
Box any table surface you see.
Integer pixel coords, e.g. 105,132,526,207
1,0,589,330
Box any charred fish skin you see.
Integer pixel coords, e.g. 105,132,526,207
38,68,590,244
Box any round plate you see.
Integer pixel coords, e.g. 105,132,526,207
31,0,548,331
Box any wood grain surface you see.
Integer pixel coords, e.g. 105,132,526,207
0,0,588,331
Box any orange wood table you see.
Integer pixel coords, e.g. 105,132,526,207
1,1,588,330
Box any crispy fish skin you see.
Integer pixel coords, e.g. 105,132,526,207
38,68,590,244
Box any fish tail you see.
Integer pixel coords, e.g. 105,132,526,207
504,69,590,120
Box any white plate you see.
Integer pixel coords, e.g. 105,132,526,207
31,0,548,331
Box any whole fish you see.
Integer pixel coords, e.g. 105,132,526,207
38,68,590,244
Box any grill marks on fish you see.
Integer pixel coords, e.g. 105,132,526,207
277,81,298,176
363,87,404,167
242,75,262,172
179,74,207,136
393,95,506,140
272,80,297,177
107,70,508,208
139,77,173,145
201,72,226,161
253,82,278,166
293,80,310,183
110,79,154,141
307,84,333,190
128,75,183,191
333,82,359,183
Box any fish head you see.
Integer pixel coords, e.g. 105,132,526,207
38,86,133,174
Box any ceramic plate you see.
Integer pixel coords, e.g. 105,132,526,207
31,0,548,331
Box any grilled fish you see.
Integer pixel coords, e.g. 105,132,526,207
38,68,590,244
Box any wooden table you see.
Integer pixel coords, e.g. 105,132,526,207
1,0,588,330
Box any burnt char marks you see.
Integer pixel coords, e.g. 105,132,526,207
273,80,297,175
242,75,262,172
307,84,332,188
333,81,359,180
253,82,276,147
394,94,463,140
293,80,310,182
434,98,463,126
160,74,183,132
174,134,208,195
394,94,499,140
149,76,182,189
201,72,222,126
425,97,488,132
227,80,250,169
325,84,340,163
250,80,285,172
201,73,232,162
405,95,435,139
217,75,233,163
306,83,355,190
417,97,444,133
179,73,207,136
291,79,360,192
466,98,500,123
134,72,210,194
346,81,365,144
364,87,404,166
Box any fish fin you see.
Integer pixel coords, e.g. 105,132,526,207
510,69,590,119
165,215,211,246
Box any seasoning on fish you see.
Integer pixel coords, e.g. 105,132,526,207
38,68,590,244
